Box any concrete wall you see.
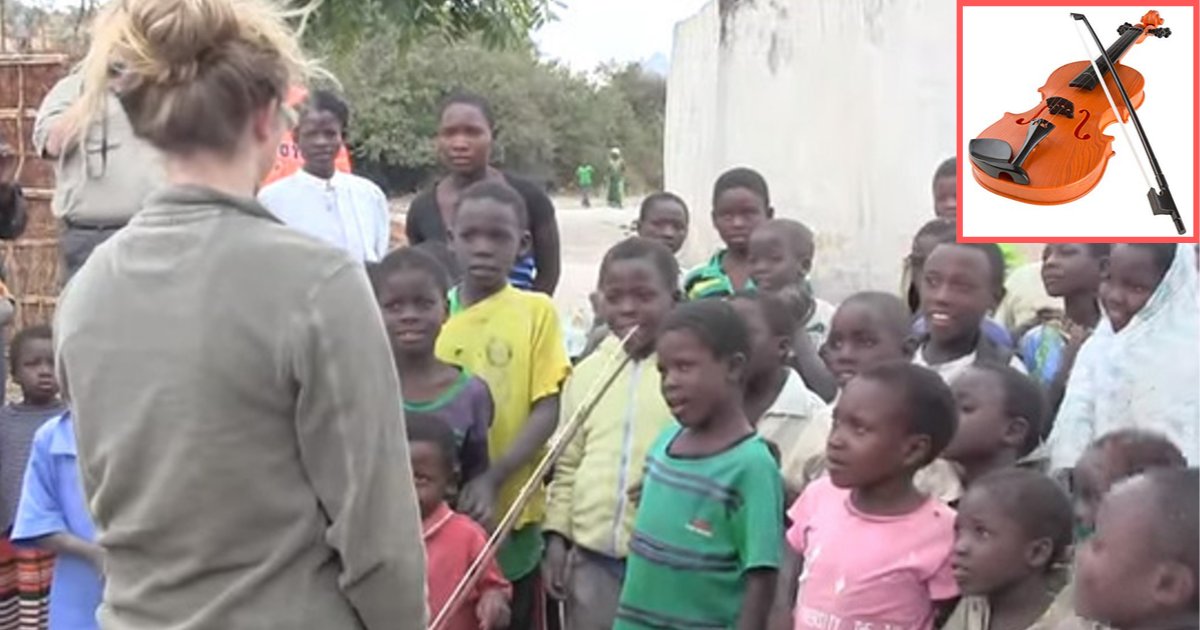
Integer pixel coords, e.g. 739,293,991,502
665,0,957,301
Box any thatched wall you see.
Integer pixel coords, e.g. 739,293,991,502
0,53,69,331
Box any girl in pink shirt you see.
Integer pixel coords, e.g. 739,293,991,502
771,362,960,630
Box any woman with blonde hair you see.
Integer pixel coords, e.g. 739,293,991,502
51,0,426,628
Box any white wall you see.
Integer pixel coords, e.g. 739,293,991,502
666,0,957,300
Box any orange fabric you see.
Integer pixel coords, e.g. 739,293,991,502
262,86,352,187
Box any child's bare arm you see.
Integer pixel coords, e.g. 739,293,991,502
789,331,838,403
34,532,104,572
768,544,803,630
461,394,561,525
737,568,778,630
492,394,560,482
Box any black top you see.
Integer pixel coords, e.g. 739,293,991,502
405,172,555,245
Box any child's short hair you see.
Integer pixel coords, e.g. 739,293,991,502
969,362,1047,450
368,246,452,296
9,324,52,374
933,157,956,182
758,218,815,260
729,290,794,338
973,468,1073,570
405,415,459,476
638,192,689,223
839,292,912,341
712,167,770,208
438,89,496,132
860,362,958,466
1086,429,1187,480
958,242,1007,292
1139,467,1199,596
1127,243,1177,279
413,241,462,285
914,217,957,244
300,89,350,131
661,299,750,362
598,237,680,290
456,180,529,229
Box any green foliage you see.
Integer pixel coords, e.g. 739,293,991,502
327,32,665,193
303,0,557,53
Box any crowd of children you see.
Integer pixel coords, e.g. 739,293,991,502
0,148,1196,629
319,143,1200,630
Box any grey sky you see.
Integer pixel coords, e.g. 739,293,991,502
533,0,710,73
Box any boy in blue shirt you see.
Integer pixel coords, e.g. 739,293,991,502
13,411,103,630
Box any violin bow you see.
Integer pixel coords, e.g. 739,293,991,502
1070,12,1184,235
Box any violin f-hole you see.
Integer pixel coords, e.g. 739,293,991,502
1074,109,1093,139
1017,105,1048,125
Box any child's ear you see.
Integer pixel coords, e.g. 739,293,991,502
727,352,748,385
901,335,920,359
518,229,533,258
766,205,775,219
1152,561,1196,610
800,256,814,276
775,334,793,364
902,435,932,470
1003,416,1031,450
1024,536,1054,571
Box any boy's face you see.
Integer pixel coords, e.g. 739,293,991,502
730,299,788,382
952,486,1047,596
826,377,927,489
920,244,998,345
452,198,528,293
822,302,910,387
1075,476,1193,627
296,110,342,178
638,201,689,254
1100,245,1163,334
934,175,957,220
656,329,743,429
1071,446,1114,535
943,367,1022,464
410,441,451,519
600,257,675,359
1041,243,1105,299
15,338,58,404
748,229,811,292
712,187,769,254
375,268,446,358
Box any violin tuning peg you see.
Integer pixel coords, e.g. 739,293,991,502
1118,22,1133,34
1156,27,1171,38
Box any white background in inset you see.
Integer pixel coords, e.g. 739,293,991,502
961,5,1195,239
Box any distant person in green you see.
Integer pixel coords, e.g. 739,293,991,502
606,148,625,209
576,163,594,208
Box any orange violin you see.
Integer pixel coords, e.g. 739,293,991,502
969,11,1183,234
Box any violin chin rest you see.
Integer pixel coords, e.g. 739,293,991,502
969,138,1031,186
969,138,1013,162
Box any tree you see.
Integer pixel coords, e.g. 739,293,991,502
304,0,557,51
330,32,666,194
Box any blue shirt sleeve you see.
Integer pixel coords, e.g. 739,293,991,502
11,424,67,544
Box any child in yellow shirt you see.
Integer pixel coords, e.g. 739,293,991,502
435,181,571,630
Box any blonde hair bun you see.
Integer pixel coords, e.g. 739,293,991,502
66,0,321,152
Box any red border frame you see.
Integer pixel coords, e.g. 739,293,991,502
957,0,1200,243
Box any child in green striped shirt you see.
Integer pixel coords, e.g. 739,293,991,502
615,299,783,630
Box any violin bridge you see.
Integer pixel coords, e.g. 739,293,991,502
1046,97,1074,118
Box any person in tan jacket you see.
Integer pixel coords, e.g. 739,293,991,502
51,0,426,627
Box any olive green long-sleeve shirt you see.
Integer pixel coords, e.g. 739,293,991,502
54,184,426,629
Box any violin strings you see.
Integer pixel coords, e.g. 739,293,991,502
1072,19,1155,190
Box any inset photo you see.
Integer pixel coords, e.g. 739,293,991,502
959,2,1197,241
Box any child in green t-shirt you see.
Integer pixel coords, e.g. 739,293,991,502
614,299,782,630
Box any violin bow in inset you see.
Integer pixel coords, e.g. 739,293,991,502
1072,12,1184,235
